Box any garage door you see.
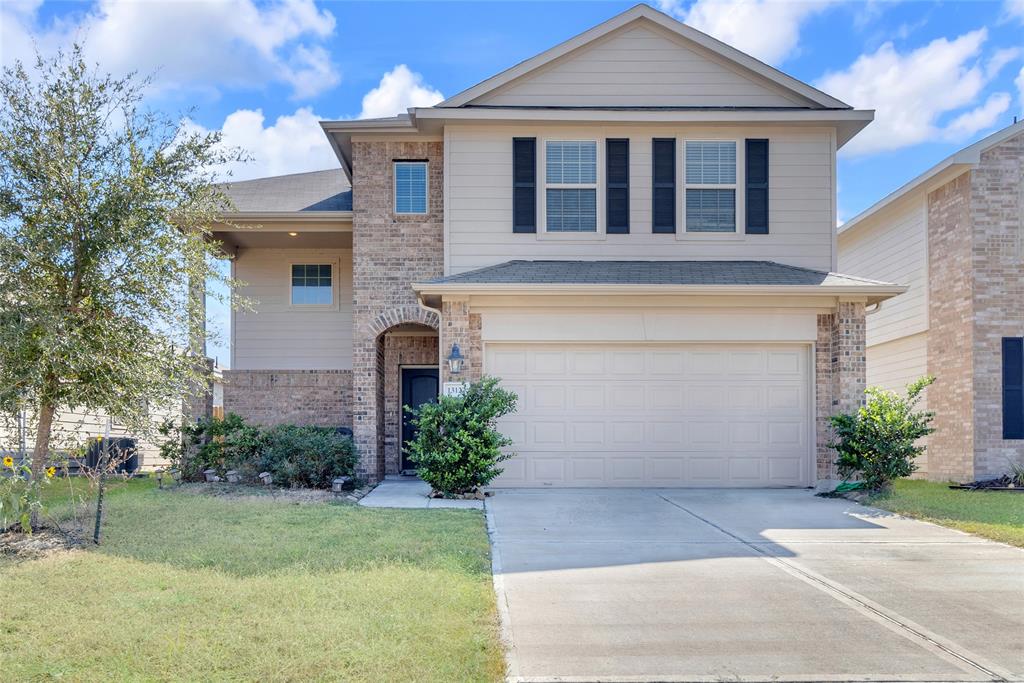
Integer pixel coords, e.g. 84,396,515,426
487,343,811,487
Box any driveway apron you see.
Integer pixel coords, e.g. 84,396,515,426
486,488,1024,682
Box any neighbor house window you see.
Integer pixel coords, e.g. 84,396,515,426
545,140,597,232
291,264,332,305
684,140,737,233
394,161,428,214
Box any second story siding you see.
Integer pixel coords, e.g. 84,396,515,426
445,124,837,274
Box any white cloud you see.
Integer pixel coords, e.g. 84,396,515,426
1,0,340,99
1004,0,1024,23
943,93,1012,139
358,64,444,119
1017,66,1024,113
186,107,337,181
986,47,1022,79
818,29,1013,155
656,0,836,64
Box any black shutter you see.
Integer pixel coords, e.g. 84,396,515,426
606,139,629,234
513,138,536,233
1003,337,1024,439
746,138,769,234
652,138,675,234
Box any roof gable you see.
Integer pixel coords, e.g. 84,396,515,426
439,5,848,110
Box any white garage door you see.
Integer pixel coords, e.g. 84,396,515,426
488,343,811,487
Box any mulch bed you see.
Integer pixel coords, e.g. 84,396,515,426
1,527,84,561
949,476,1024,492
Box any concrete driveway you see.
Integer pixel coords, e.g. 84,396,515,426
486,489,1024,682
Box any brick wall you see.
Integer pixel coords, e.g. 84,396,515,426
351,140,444,480
222,370,352,428
439,298,482,385
926,174,976,482
382,334,438,474
815,302,867,482
969,133,1024,477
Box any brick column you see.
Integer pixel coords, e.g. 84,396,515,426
815,301,867,485
440,298,482,384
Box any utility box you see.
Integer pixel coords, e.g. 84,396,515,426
85,437,139,474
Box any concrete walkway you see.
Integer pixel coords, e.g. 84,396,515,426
487,488,1024,682
358,477,483,509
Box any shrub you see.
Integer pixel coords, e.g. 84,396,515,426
1,456,53,533
250,425,357,489
159,413,264,482
406,377,518,496
830,376,936,491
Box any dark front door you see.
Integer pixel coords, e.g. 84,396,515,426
401,367,439,472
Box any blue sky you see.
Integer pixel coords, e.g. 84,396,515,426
4,0,1023,366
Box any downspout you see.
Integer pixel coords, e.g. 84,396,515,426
417,293,444,385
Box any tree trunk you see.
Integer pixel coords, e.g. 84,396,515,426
31,401,55,479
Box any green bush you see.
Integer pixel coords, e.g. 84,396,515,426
1,456,53,533
406,377,518,496
159,415,356,488
250,425,358,489
830,376,936,491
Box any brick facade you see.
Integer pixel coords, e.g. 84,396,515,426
439,298,483,385
222,370,353,428
815,302,868,482
926,132,1024,482
351,140,444,480
382,334,439,474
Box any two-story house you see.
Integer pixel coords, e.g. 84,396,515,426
211,5,903,489
839,120,1024,484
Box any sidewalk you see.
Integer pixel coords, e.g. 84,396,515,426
358,476,483,509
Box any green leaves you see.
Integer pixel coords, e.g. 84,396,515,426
405,377,518,496
829,376,936,490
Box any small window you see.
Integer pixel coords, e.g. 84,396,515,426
1003,337,1024,439
394,161,427,214
545,141,597,232
684,141,737,233
291,264,332,305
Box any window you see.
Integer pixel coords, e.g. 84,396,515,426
291,264,332,305
684,140,737,233
1003,337,1023,439
545,140,597,232
394,161,427,214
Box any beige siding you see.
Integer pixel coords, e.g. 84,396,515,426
446,125,836,273
838,197,928,346
474,24,807,108
865,332,930,476
233,248,353,370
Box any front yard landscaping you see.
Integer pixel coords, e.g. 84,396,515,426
868,479,1024,547
1,478,504,682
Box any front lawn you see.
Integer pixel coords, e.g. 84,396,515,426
1,478,504,682
868,479,1024,547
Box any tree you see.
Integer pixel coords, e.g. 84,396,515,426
829,376,936,490
0,46,243,481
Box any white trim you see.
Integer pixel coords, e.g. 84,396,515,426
286,259,339,310
539,138,604,239
679,138,744,239
436,6,848,110
393,160,429,216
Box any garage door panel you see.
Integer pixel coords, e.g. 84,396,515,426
489,343,811,487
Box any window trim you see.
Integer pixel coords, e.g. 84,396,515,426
286,259,339,310
538,137,605,240
393,160,429,216
679,138,746,240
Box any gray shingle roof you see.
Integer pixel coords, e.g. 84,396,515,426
219,169,351,213
424,260,896,287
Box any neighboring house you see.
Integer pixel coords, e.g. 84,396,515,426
212,5,904,489
838,121,1024,483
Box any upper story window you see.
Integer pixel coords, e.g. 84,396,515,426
394,161,428,214
291,264,332,305
684,141,736,233
545,140,597,232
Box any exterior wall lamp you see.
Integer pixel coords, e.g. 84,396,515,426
447,343,465,375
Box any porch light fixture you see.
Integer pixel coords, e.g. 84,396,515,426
288,231,298,237
447,344,465,375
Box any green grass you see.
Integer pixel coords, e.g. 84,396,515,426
2,479,505,682
868,479,1024,547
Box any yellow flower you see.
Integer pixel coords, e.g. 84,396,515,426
46,467,56,479
2,456,13,468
